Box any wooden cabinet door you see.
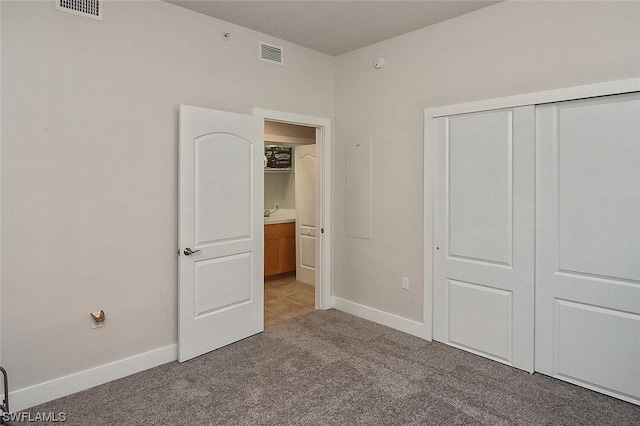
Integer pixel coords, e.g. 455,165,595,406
281,226,296,273
264,233,281,276
264,223,296,277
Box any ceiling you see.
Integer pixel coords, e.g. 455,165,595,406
165,1,500,56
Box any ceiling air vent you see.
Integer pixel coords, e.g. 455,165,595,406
55,0,103,21
259,42,284,65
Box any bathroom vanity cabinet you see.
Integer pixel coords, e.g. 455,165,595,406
264,222,296,277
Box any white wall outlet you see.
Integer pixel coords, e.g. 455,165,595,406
402,276,409,290
274,202,279,209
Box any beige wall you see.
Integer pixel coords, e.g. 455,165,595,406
264,172,295,210
1,0,334,391
333,1,640,322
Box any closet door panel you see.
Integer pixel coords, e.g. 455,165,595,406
433,106,535,372
535,93,640,404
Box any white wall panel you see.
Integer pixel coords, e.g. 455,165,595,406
345,140,372,240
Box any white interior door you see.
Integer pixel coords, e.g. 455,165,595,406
535,93,640,404
433,106,535,372
178,105,264,363
294,144,317,286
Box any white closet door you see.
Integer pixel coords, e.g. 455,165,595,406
433,106,535,372
535,93,640,404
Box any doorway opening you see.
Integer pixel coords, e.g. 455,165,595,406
253,108,332,328
263,121,316,327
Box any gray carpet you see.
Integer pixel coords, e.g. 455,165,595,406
26,309,639,425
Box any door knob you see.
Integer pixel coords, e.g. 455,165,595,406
183,247,201,256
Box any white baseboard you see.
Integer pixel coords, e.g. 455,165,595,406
10,344,177,412
9,302,427,411
332,297,431,340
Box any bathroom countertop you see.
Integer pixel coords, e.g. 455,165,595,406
265,218,295,225
264,209,295,225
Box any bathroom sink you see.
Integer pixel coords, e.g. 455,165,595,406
264,208,295,224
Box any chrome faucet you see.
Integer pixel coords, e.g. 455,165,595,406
264,206,279,217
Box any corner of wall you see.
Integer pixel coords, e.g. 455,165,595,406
332,297,430,340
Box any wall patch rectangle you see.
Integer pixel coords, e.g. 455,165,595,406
345,140,372,240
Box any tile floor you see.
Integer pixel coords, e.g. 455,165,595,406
264,273,316,328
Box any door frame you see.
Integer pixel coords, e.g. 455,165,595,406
253,108,333,309
423,77,640,341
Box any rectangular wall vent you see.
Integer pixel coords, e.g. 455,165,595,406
56,0,103,21
259,42,284,65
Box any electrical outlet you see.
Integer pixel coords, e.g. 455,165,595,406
402,276,409,290
274,202,279,209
